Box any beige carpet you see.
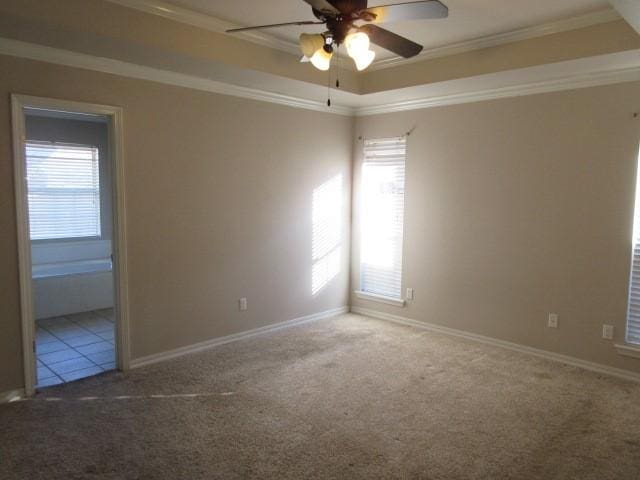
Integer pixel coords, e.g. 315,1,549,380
2,313,640,479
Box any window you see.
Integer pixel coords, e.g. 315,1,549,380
359,137,406,299
627,149,640,345
26,141,101,240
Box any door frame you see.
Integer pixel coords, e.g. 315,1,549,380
11,94,130,396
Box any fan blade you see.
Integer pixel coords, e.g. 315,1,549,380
364,1,448,23
226,21,323,33
358,24,422,58
328,0,367,14
301,0,341,14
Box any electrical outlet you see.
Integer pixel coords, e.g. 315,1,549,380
239,297,247,311
602,324,614,340
548,313,558,328
406,288,414,301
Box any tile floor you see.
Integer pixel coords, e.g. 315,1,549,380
36,308,116,388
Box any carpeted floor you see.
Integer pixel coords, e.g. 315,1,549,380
2,313,640,479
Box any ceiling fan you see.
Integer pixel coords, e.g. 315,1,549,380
226,1,449,72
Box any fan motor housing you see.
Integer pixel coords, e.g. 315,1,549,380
326,16,353,45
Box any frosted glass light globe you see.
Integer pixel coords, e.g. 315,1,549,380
310,47,333,71
345,32,370,58
353,49,375,71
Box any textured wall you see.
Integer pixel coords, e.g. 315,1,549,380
352,82,640,373
0,54,353,392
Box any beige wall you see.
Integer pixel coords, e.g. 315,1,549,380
360,20,640,93
352,82,640,373
0,54,352,392
3,49,640,394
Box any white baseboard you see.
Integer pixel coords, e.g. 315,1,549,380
351,306,640,384
0,388,25,404
130,306,349,369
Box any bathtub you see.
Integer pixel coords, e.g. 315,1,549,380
33,259,112,278
32,259,114,319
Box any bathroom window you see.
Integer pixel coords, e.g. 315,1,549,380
25,141,101,240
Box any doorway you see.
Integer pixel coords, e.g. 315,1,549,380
11,95,129,396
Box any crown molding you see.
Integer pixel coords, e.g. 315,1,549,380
609,0,640,34
0,38,354,116
368,8,621,71
1,37,638,119
355,64,640,116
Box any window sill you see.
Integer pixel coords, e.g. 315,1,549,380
354,291,405,307
615,343,640,359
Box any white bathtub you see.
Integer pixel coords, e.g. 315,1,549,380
33,259,112,278
32,259,114,319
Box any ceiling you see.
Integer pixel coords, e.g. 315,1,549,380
162,0,612,60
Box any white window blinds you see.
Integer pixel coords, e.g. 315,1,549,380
627,152,640,344
360,137,406,299
26,141,101,241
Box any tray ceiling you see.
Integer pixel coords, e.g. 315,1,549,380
162,0,612,59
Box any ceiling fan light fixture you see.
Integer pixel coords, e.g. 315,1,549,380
353,49,376,71
299,33,325,58
345,31,375,71
345,32,370,58
309,45,333,71
230,0,447,73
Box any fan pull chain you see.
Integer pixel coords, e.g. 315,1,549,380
327,51,332,107
336,44,340,89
